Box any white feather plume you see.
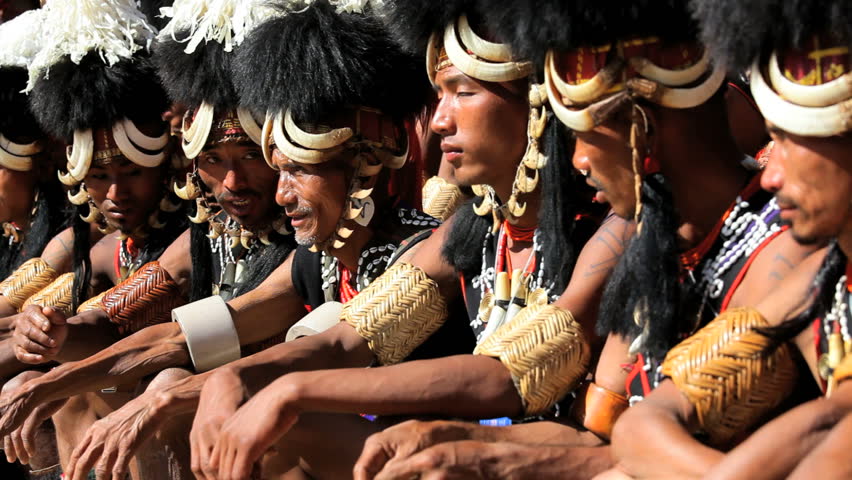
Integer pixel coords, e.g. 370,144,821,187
158,0,386,56
0,9,47,68
158,0,281,54
26,0,157,92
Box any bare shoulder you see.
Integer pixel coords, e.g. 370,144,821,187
755,246,828,326
89,232,120,284
39,227,76,272
157,228,192,288
407,221,459,298
728,229,824,308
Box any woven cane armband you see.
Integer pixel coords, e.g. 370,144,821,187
0,258,59,310
172,296,240,372
422,176,463,222
568,382,629,441
474,304,591,416
341,262,447,366
99,262,184,336
661,307,797,447
21,273,75,316
77,290,107,313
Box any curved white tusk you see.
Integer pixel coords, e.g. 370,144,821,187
443,20,531,83
374,135,409,170
112,122,167,168
426,31,441,85
331,238,346,249
457,14,513,62
229,234,241,250
61,129,94,185
120,118,169,151
148,211,166,229
0,133,41,157
189,198,211,224
344,203,363,220
768,51,852,108
0,143,33,171
648,63,726,109
207,221,225,239
545,65,597,132
272,112,335,164
284,109,353,150
507,198,527,218
750,61,852,137
528,105,548,139
629,48,711,87
350,187,374,200
240,231,254,250
514,167,539,193
259,231,272,245
174,173,200,200
273,215,292,235
473,198,493,216
182,102,214,159
336,225,354,239
80,203,101,223
547,50,622,105
261,113,276,169
237,108,264,145
67,185,90,205
159,196,182,212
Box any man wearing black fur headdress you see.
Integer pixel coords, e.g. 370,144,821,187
30,2,471,478
600,1,852,478
145,0,647,477
349,2,827,479
0,1,304,477
0,9,67,299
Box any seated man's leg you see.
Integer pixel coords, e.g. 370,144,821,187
135,368,194,480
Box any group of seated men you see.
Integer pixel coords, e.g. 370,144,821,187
0,0,849,479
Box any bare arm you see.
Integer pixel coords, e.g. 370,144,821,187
7,248,304,413
608,248,828,480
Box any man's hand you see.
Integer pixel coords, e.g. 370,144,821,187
65,393,166,480
12,306,68,364
0,370,44,463
371,440,532,480
353,420,475,480
209,377,300,480
190,368,248,480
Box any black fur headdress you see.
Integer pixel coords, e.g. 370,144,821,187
233,0,430,123
691,0,852,72
29,56,167,140
381,0,474,55
0,8,45,139
26,0,167,140
485,0,698,66
153,34,237,110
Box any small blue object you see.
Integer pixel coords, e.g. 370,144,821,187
478,417,512,426
360,414,377,422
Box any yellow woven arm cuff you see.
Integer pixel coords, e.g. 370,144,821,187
77,290,107,313
474,304,591,416
422,176,463,222
342,262,447,366
661,307,797,447
21,273,75,316
0,258,59,310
